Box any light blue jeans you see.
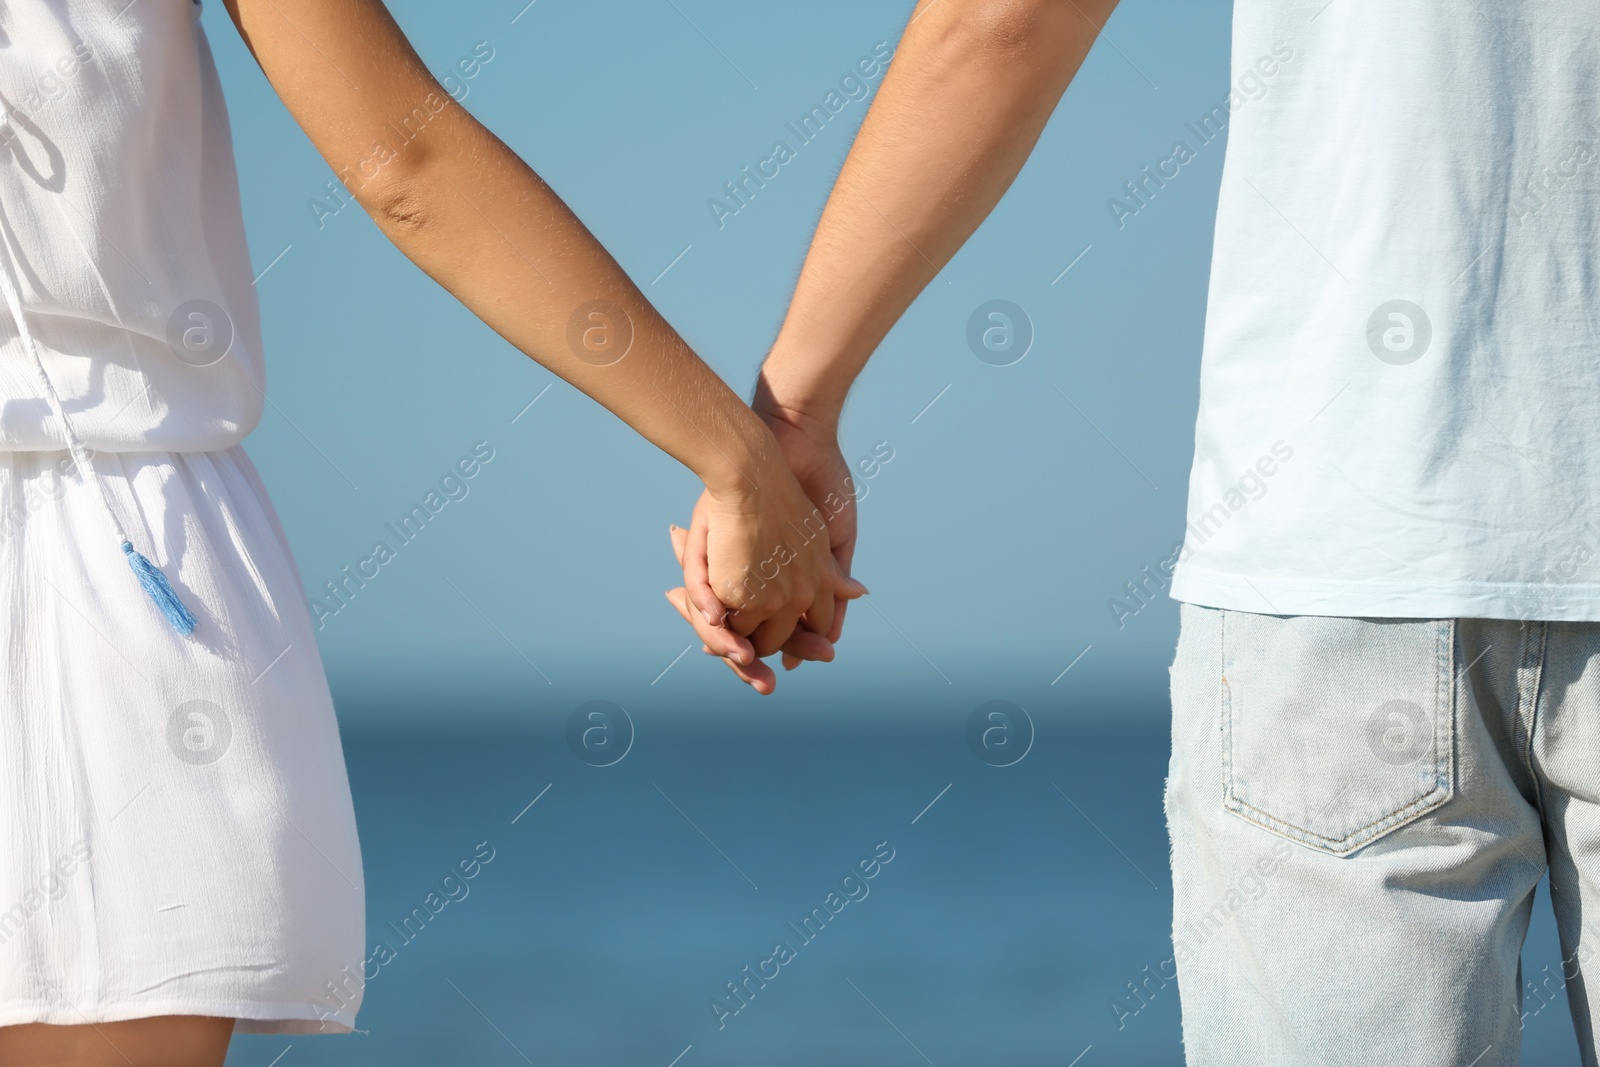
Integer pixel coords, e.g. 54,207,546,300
1167,604,1600,1066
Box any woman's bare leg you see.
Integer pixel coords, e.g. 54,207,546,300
0,1015,233,1066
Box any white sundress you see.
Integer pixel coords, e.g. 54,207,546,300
0,0,364,1034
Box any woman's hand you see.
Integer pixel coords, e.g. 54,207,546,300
700,442,858,625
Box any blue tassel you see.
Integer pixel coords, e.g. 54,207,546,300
122,541,197,636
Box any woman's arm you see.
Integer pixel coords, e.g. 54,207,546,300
224,0,856,662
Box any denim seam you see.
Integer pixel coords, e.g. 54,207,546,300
1223,785,1453,855
1440,616,1457,806
1518,621,1549,819
1218,608,1230,811
1221,616,1456,856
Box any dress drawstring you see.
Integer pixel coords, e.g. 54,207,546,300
0,98,196,636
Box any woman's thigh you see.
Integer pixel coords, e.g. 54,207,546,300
0,1015,233,1067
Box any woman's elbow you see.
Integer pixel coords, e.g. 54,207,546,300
936,0,1108,62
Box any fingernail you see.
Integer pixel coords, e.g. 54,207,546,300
701,607,719,625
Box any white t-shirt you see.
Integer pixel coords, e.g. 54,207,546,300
0,0,264,453
1170,0,1600,621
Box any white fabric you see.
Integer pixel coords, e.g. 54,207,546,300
0,0,364,1033
0,446,363,1033
0,0,263,452
1171,1,1600,620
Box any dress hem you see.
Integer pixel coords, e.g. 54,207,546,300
0,999,355,1035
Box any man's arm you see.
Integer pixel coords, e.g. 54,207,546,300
668,0,1118,690
224,0,858,654
757,0,1118,426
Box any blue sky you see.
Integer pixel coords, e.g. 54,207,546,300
201,0,1232,724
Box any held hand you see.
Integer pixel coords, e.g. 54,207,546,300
663,521,822,694
663,437,860,691
664,516,844,694
682,447,859,646
755,405,860,671
663,407,864,693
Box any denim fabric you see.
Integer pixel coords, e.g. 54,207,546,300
1167,604,1600,1065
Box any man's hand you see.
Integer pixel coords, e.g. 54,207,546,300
755,399,859,671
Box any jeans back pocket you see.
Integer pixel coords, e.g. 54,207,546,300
1220,610,1455,856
